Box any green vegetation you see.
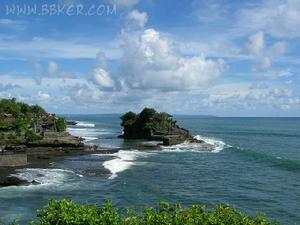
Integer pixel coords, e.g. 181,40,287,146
26,199,277,225
0,98,47,132
25,130,43,142
120,108,175,139
0,98,67,144
55,117,67,132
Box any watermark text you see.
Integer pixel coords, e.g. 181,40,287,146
5,3,117,16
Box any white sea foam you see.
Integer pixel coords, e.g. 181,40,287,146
67,127,110,143
162,135,229,153
102,150,152,179
75,121,95,127
194,135,230,153
141,141,163,147
10,168,82,187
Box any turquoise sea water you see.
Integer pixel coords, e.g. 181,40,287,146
0,115,299,224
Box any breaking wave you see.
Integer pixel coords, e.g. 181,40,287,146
194,135,230,152
67,127,110,143
75,122,95,127
162,135,230,153
10,168,82,187
100,150,153,179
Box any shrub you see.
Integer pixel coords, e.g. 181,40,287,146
7,133,17,140
29,199,277,225
55,117,67,132
121,112,136,127
25,130,42,142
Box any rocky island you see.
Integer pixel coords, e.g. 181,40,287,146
120,108,204,146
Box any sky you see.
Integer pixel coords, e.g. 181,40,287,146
0,0,300,116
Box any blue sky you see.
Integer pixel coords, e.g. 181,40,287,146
0,0,299,116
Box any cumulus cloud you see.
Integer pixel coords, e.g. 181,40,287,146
32,60,75,84
126,10,148,28
120,28,225,91
92,51,116,90
241,32,288,77
93,68,115,89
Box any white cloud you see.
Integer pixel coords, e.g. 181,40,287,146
0,36,121,60
240,32,288,76
243,31,264,55
31,60,75,83
38,91,50,100
0,82,21,91
269,41,287,57
47,61,59,77
203,83,299,111
126,10,148,28
93,68,115,88
96,51,108,69
0,19,26,30
238,0,300,38
120,28,225,91
259,57,272,70
261,69,293,80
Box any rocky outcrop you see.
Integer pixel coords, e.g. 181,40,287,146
27,132,83,147
0,176,39,187
120,108,204,146
161,135,204,146
67,120,78,125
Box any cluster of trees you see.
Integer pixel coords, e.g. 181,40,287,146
121,108,176,139
23,199,276,225
0,98,67,142
0,98,47,132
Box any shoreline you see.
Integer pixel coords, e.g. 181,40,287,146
0,145,92,187
0,143,165,187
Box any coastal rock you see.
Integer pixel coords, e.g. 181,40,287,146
120,108,205,146
27,132,83,148
67,120,78,125
0,176,29,187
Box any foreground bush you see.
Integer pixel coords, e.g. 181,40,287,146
29,199,277,225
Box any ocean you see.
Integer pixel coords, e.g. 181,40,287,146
0,115,299,224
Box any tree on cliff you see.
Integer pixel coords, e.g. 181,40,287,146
0,98,66,136
121,111,136,127
120,108,176,139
